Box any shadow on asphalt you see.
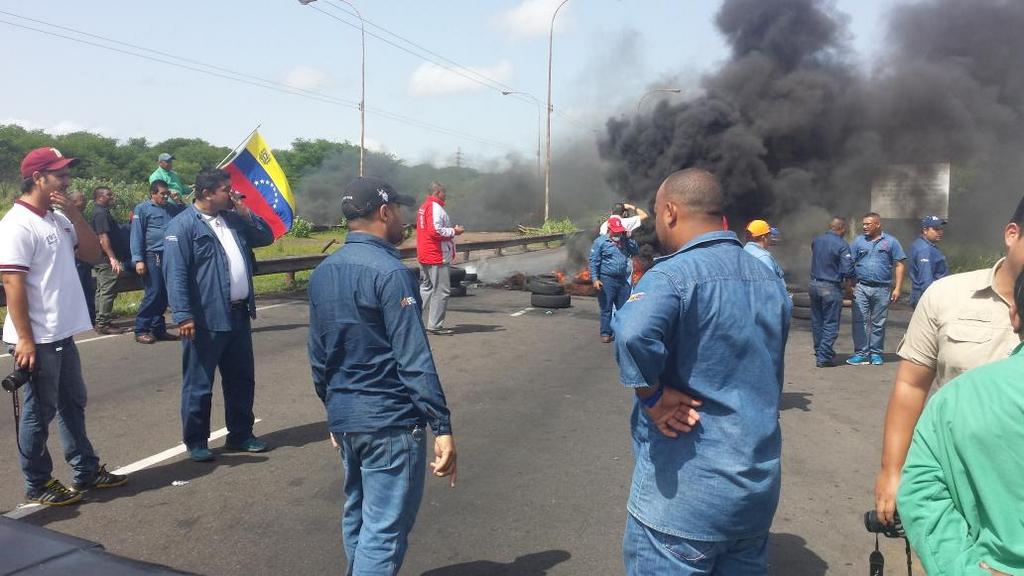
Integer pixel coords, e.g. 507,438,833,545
451,324,505,335
21,422,328,528
780,391,813,412
769,533,828,574
251,322,309,334
419,550,571,576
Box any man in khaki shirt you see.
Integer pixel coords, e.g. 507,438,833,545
874,198,1024,528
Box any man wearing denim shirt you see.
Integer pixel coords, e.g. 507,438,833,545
612,169,791,574
308,177,456,576
848,212,906,366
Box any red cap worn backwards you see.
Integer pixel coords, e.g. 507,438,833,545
607,215,627,235
20,147,80,178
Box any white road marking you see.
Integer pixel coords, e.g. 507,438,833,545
0,301,299,358
510,307,534,317
3,419,263,520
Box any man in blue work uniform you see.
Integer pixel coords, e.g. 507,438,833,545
163,168,275,462
909,215,949,307
308,177,456,575
612,168,790,574
743,219,784,279
129,179,185,344
809,217,855,367
848,212,906,366
590,217,639,343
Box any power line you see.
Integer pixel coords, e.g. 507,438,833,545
0,11,517,150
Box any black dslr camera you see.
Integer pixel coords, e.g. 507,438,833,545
864,509,911,576
2,367,32,393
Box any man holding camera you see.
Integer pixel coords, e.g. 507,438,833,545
600,202,649,236
163,168,274,462
0,147,127,505
129,179,185,344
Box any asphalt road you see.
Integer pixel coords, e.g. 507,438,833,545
0,255,922,575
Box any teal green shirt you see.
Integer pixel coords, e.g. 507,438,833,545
148,167,189,197
898,342,1024,575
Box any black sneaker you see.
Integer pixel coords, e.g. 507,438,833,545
27,478,83,506
73,464,128,491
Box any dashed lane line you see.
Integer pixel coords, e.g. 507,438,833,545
510,307,534,317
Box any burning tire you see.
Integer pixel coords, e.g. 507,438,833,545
450,285,467,297
449,267,467,284
527,278,566,296
464,273,478,283
531,293,571,309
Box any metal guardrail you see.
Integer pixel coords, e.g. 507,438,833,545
0,233,568,307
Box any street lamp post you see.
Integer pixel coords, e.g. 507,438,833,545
501,91,542,177
299,0,365,177
545,0,570,223
636,88,682,114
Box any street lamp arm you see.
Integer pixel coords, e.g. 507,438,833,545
636,88,683,114
545,0,570,223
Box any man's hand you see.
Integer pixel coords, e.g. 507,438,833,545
49,191,78,219
980,563,1010,575
135,262,146,276
644,387,702,438
178,319,196,341
874,467,901,526
329,433,339,449
169,190,183,204
453,225,465,236
623,203,635,211
593,279,603,290
890,287,901,303
231,193,254,220
14,338,36,372
430,434,457,487
110,257,123,275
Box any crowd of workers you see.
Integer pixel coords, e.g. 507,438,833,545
3,143,1023,574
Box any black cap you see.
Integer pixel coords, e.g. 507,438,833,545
341,177,415,220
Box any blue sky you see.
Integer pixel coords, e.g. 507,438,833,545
0,0,896,167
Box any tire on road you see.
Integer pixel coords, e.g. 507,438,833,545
464,272,478,283
791,292,812,308
531,293,571,309
527,278,566,295
791,306,812,320
449,267,467,284
450,285,467,297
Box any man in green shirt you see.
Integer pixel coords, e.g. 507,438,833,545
898,270,1024,575
148,152,188,198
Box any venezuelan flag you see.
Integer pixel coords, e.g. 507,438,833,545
223,131,296,239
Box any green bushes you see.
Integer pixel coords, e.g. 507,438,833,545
288,216,314,238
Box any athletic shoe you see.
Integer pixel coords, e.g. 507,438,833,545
224,437,268,453
600,335,613,344
870,354,884,366
846,354,870,366
27,478,83,506
73,464,127,491
188,446,215,462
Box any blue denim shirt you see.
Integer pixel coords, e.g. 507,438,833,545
851,232,906,285
743,242,784,279
163,205,274,330
130,200,185,262
809,231,854,284
909,236,948,301
612,230,791,540
307,232,452,436
589,235,638,280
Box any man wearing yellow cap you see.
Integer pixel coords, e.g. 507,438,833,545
744,220,784,279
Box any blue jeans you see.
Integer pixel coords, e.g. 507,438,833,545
16,339,99,493
180,309,256,448
135,252,169,335
852,284,890,356
623,514,768,575
808,280,843,364
340,426,427,576
597,275,630,336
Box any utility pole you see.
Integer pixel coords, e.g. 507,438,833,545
546,0,570,223
455,147,463,168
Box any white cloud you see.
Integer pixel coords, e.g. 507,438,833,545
408,60,513,97
283,66,331,91
499,0,569,39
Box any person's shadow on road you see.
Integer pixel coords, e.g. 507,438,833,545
419,550,571,576
768,533,828,575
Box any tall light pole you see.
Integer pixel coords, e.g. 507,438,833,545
299,0,365,177
636,88,682,114
501,91,542,177
545,0,570,223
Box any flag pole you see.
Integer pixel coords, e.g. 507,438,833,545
217,123,262,168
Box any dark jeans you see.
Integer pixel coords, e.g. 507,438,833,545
93,263,119,328
809,280,843,364
180,309,256,448
76,261,95,325
15,338,99,492
597,275,631,337
134,252,168,335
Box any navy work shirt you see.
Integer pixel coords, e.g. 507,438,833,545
307,232,452,436
130,199,185,262
809,230,854,284
612,230,791,540
162,205,274,330
909,236,948,303
851,232,906,285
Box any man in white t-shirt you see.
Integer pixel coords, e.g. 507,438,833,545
599,202,649,237
0,147,127,506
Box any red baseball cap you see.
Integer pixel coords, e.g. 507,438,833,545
607,215,626,234
20,147,80,178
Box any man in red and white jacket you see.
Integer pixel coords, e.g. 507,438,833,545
416,181,464,334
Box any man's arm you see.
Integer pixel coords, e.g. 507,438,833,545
230,201,275,248
130,205,145,265
430,204,457,239
1,273,36,371
892,260,906,302
162,220,195,328
50,192,102,264
589,237,602,288
307,279,328,404
624,203,648,221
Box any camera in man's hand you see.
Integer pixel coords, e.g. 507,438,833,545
865,509,905,538
2,367,32,392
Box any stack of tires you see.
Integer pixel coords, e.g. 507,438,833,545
449,267,468,297
527,274,571,309
791,292,812,320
